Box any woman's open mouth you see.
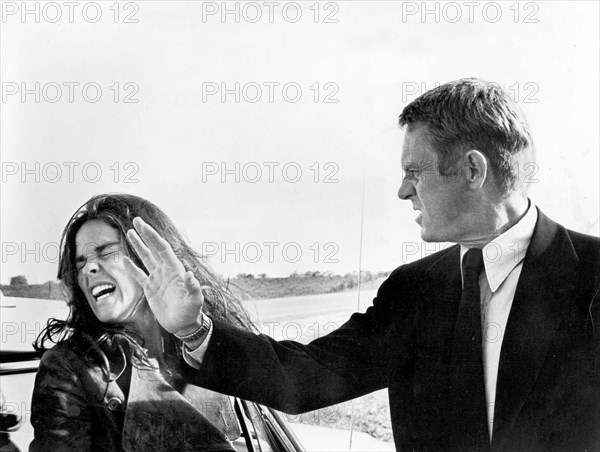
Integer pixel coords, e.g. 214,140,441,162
91,283,116,301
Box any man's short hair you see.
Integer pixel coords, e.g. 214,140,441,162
399,78,534,192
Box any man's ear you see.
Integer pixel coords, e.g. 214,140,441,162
463,150,488,189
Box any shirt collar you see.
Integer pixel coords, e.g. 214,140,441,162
460,200,538,292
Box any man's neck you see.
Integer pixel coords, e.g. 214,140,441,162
459,195,530,248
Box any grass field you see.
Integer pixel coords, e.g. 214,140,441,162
229,272,389,300
282,390,393,443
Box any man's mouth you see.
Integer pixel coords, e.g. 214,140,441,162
91,283,116,301
413,207,423,223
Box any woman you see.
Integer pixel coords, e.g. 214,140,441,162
31,193,254,451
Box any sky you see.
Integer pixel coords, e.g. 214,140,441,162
1,1,599,284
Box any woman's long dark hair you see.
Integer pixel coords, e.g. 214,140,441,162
35,193,254,374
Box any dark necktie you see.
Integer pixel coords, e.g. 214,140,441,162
448,248,489,450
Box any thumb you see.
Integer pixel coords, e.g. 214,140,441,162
184,271,203,299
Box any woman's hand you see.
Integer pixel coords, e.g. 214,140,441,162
125,217,203,335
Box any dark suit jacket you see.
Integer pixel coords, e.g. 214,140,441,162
185,210,600,451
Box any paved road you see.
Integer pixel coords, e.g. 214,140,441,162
245,288,379,342
0,295,68,351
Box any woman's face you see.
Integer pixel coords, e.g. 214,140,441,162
75,219,145,324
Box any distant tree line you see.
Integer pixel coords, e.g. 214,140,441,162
235,270,389,281
9,275,28,286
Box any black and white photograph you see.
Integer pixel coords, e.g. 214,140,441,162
1,1,598,450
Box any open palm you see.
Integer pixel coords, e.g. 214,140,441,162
125,217,203,335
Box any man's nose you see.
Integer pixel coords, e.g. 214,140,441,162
398,179,415,200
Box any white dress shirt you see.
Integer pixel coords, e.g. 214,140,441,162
459,202,538,439
183,318,213,369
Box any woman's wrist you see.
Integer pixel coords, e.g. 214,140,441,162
175,317,203,337
174,314,211,348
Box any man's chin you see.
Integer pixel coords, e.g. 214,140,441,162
419,226,445,243
419,225,432,241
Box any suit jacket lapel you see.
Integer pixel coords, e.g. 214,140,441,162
420,246,463,353
492,210,579,442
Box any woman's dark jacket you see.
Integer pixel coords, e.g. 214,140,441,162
30,339,239,451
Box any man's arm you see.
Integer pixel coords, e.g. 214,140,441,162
181,268,411,414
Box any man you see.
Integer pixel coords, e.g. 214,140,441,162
127,78,600,451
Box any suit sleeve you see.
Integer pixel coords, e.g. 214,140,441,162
182,268,414,414
30,347,93,452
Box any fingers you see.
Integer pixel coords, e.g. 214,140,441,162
126,227,157,272
132,217,167,249
130,217,183,270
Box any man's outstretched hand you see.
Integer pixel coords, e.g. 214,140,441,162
125,217,203,336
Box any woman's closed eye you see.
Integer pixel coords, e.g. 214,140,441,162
76,244,122,271
98,245,126,263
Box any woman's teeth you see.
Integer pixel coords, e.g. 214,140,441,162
91,284,116,300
